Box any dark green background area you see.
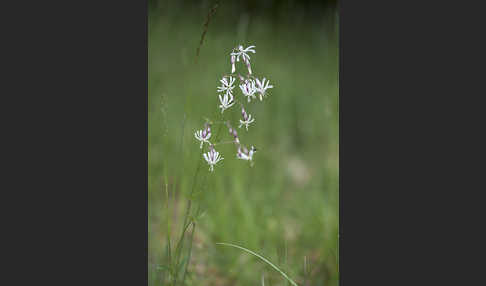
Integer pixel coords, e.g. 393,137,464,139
149,0,338,285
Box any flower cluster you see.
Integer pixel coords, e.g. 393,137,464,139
194,44,274,172
217,76,235,113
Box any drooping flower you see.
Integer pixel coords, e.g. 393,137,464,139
231,45,256,74
255,77,274,101
194,124,211,149
231,45,256,63
239,79,257,102
217,76,236,95
239,107,255,130
203,145,224,172
218,92,234,113
237,145,257,161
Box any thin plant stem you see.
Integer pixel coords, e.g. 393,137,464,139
195,1,219,64
174,110,225,285
181,221,196,284
205,120,228,125
172,217,194,286
164,182,172,278
213,140,238,146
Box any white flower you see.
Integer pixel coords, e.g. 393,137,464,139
194,124,211,149
203,146,224,172
231,45,256,74
231,45,256,63
239,79,257,102
255,78,274,101
239,107,255,130
217,76,236,94
218,92,234,113
237,145,256,161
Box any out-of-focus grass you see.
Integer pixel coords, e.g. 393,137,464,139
149,1,338,285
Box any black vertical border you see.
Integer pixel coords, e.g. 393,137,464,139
4,0,151,284
338,0,462,285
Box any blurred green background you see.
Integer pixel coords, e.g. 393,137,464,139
149,0,338,285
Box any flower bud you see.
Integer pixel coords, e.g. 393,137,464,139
242,107,249,121
231,54,236,73
246,60,252,74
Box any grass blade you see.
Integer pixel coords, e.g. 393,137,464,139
181,222,196,284
164,182,172,270
216,242,299,286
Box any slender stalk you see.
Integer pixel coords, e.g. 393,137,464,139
195,2,219,64
204,120,229,125
213,140,238,146
172,218,193,286
174,111,225,285
181,222,196,284
165,182,172,278
169,3,224,284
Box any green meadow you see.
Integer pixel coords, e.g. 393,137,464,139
149,1,338,285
